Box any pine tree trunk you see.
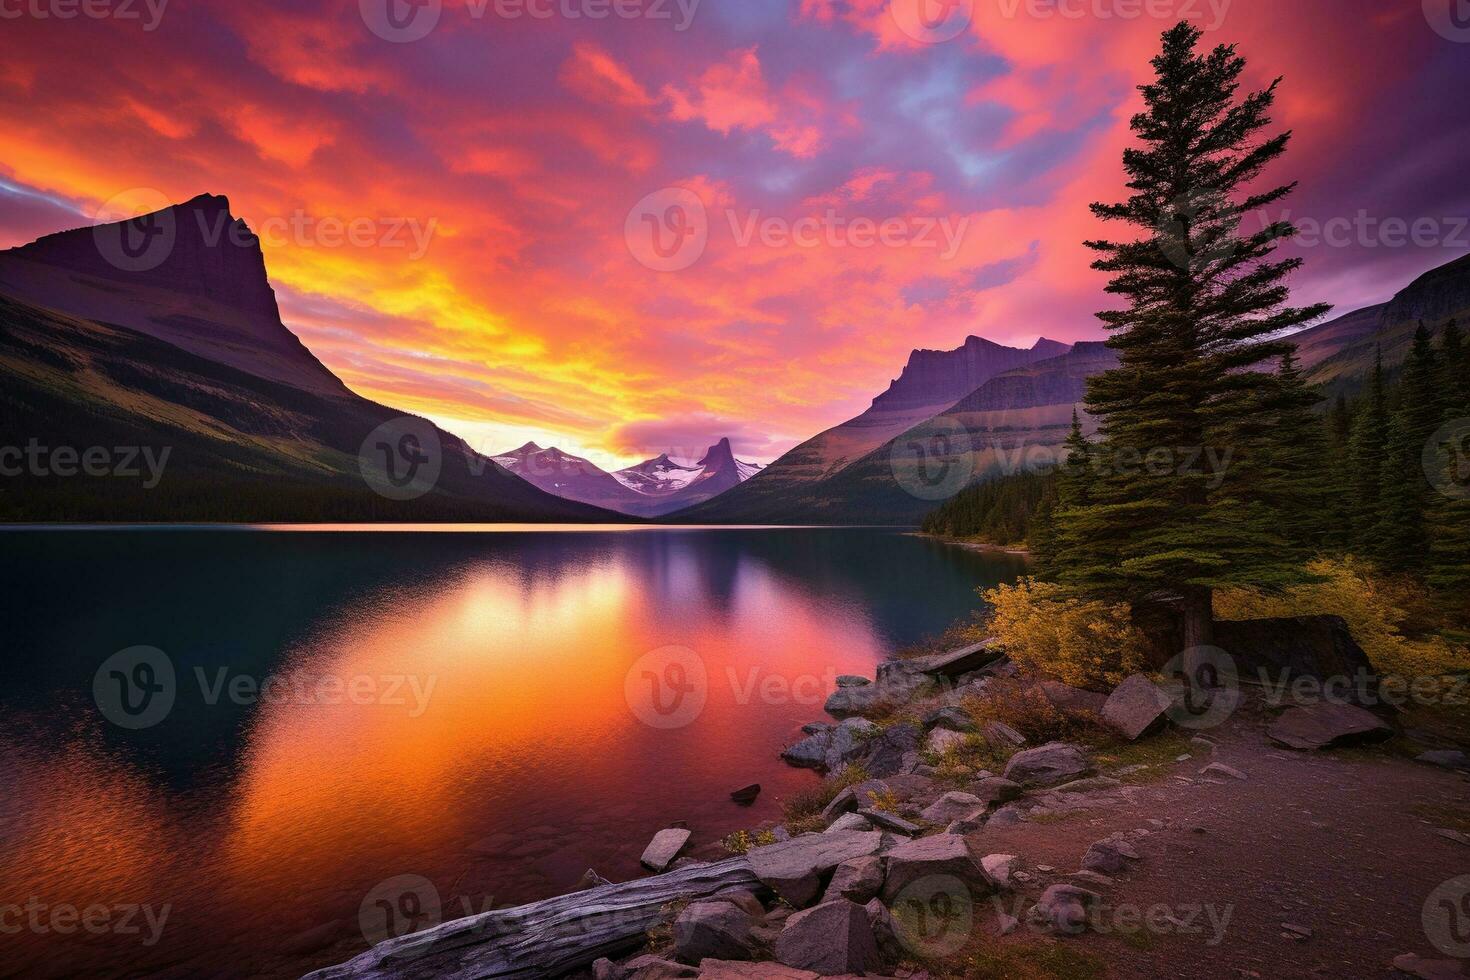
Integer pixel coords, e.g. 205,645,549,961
1181,586,1215,648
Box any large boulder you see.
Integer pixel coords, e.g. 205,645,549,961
1267,702,1393,750
1002,742,1093,787
781,733,832,770
823,855,885,904
774,900,883,976
854,723,923,778
919,792,986,826
880,833,990,904
824,718,880,771
671,901,759,964
640,828,692,872
925,727,970,756
747,831,886,907
825,662,929,720
1102,674,1176,741
1139,606,1380,692
620,955,699,979
970,777,1023,804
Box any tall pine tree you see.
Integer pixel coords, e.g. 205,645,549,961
1372,324,1440,572
1052,22,1330,646
1427,320,1470,599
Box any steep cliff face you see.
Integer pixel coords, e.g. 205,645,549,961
870,337,1071,413
0,194,345,395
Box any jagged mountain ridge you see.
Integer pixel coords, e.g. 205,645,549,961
492,437,762,518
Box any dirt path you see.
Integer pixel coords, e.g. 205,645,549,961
963,700,1470,979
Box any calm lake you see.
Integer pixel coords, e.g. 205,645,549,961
0,526,1027,978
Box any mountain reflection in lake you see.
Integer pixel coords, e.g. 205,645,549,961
0,526,1027,978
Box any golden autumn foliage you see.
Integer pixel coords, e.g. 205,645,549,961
1215,556,1468,680
980,578,1150,690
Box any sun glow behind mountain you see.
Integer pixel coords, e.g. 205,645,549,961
1,0,1468,467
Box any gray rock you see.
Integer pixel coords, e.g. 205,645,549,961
983,720,1027,747
640,828,692,872
781,732,832,770
925,727,970,756
920,792,986,826
923,705,976,731
864,897,903,966
1417,750,1470,772
1034,884,1099,935
802,722,833,736
623,954,700,978
592,957,623,980
1049,776,1121,795
1267,702,1393,750
825,718,880,771
857,808,922,835
1080,838,1140,875
856,723,924,778
945,811,988,835
881,833,990,904
1039,681,1108,715
1101,674,1175,741
775,900,883,976
826,663,929,720
823,855,886,904
980,853,1019,888
1068,870,1115,889
672,901,758,964
821,786,859,823
824,812,875,834
970,776,1023,804
747,831,885,907
836,675,872,688
1002,742,1093,787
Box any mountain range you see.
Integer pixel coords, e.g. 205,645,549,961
2,193,1465,525
490,438,763,517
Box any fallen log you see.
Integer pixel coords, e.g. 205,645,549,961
302,857,762,980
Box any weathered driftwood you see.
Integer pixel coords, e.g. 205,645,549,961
302,857,761,980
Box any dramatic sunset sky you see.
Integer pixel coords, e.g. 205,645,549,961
2,0,1469,467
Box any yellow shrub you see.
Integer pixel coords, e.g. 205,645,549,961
1215,556,1468,680
980,578,1149,689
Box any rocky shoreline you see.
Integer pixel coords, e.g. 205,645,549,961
305,629,1470,980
